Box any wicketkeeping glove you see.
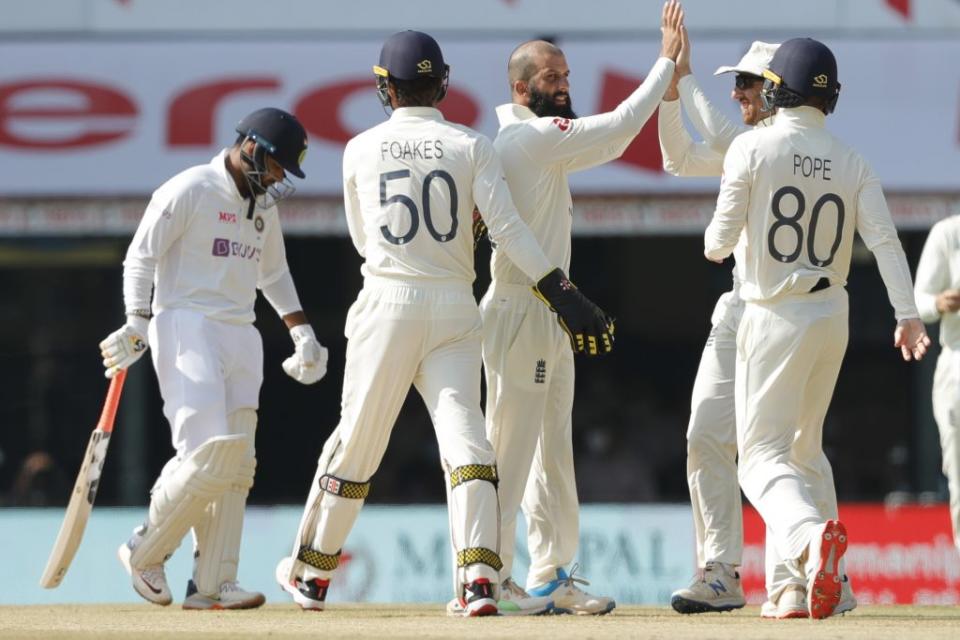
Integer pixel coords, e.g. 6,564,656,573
99,315,150,378
282,324,328,385
532,268,615,356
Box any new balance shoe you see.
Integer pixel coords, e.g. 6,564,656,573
835,574,857,615
805,520,848,620
275,556,329,611
528,565,615,615
117,530,172,607
760,584,808,619
460,578,498,617
182,579,266,610
670,561,746,614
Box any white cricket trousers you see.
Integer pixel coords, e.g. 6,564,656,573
736,288,847,574
687,311,742,569
150,309,262,456
931,347,960,552
480,282,579,588
294,279,501,589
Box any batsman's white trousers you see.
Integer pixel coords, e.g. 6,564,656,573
480,282,579,588
736,287,847,571
150,309,263,456
931,347,960,553
298,279,500,588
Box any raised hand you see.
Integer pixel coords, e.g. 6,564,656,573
660,0,684,62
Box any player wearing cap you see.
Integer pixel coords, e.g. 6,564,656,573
662,33,859,619
704,37,930,619
100,108,326,609
276,30,613,617
914,218,960,562
449,0,681,617
660,35,777,615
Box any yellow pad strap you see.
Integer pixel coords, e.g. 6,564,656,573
297,546,341,571
320,474,370,500
456,547,503,572
449,464,498,490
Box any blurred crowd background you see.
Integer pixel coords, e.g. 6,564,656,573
1,0,959,510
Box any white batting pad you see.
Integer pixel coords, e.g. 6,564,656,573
131,434,247,568
192,411,257,595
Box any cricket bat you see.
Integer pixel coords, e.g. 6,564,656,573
40,369,127,588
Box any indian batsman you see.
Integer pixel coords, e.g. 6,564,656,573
703,37,930,619
100,108,327,608
276,30,614,617
451,0,682,617
659,33,857,618
914,217,960,560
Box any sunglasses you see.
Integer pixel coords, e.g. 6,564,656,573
734,73,763,90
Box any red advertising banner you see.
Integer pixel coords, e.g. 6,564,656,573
740,504,960,605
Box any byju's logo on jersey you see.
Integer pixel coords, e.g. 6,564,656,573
218,211,237,224
212,238,261,261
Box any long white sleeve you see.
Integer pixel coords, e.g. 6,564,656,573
473,137,553,281
261,269,303,317
122,191,189,314
914,221,949,324
678,74,745,154
855,170,919,321
520,57,675,166
657,98,724,177
704,136,751,261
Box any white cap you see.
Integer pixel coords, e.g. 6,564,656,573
714,41,780,77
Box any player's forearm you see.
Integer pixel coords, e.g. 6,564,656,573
678,75,744,154
658,99,723,177
122,252,156,315
873,242,922,321
261,269,304,318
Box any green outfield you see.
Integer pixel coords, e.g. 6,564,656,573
2,604,960,640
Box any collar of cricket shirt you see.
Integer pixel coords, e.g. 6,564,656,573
390,106,443,120
212,148,244,202
775,105,827,129
496,103,536,126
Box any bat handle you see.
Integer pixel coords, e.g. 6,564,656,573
96,369,127,434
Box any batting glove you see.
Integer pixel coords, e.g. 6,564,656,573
99,315,150,378
532,268,615,357
282,324,328,384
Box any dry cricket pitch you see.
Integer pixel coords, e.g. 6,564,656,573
3,604,960,639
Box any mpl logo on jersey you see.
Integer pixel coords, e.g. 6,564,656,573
218,211,237,224
211,237,261,261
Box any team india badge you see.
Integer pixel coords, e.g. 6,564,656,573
254,215,265,232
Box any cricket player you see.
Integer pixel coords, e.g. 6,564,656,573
100,107,326,609
914,216,960,559
704,37,930,619
276,30,614,617
448,0,682,617
660,33,858,618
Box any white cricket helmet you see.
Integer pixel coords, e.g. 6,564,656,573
714,41,780,77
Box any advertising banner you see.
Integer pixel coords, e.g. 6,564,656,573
1,38,958,196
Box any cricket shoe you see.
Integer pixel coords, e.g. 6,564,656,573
275,556,330,611
528,565,615,615
446,578,554,616
117,530,172,606
760,584,808,619
670,561,746,614
806,520,848,620
459,578,499,617
182,579,266,610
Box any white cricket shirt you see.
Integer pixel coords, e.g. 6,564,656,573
704,106,917,320
915,215,960,348
342,106,551,285
123,149,292,324
490,57,675,285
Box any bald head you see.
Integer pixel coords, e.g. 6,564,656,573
508,40,564,87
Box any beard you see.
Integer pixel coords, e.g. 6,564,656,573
528,87,577,119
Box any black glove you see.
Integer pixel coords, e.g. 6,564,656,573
532,268,615,356
472,207,489,249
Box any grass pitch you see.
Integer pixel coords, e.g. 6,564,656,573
2,604,960,639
